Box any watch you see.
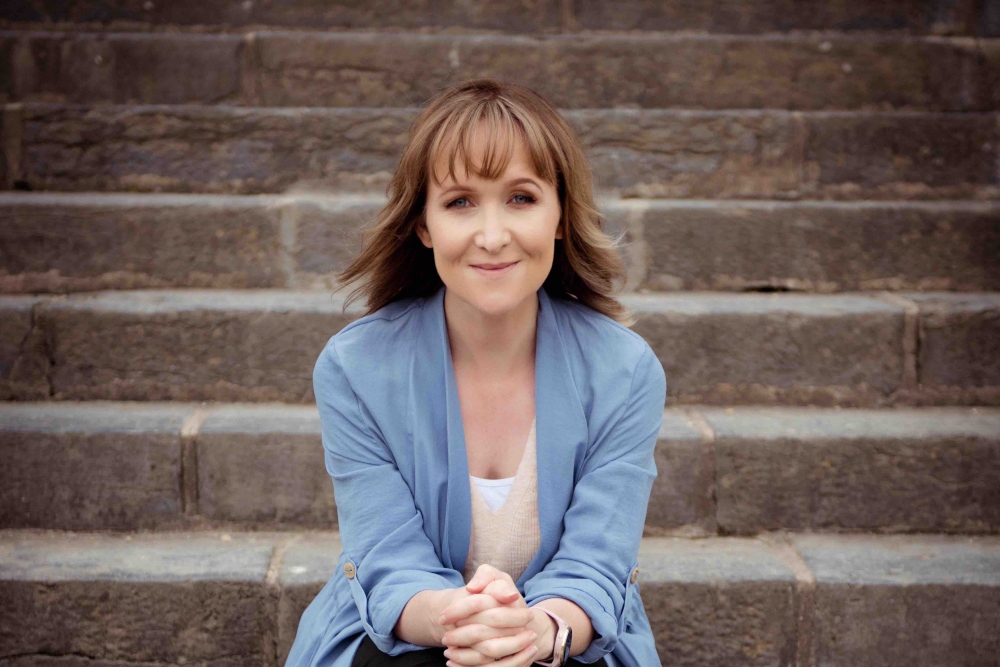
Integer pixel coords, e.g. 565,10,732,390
531,606,572,667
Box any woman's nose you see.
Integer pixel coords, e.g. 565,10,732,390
475,207,511,251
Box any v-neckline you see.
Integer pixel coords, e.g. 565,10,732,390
469,417,536,516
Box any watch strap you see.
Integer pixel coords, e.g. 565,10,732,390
531,606,569,667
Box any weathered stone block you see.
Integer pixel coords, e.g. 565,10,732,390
0,402,190,530
0,295,48,400
637,200,1000,292
625,293,906,406
792,533,1000,666
0,192,287,292
646,410,712,533
639,537,799,667
278,533,343,666
705,407,1000,533
197,405,336,526
907,292,1000,387
0,531,279,664
36,289,359,402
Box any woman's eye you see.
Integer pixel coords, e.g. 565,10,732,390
512,193,536,205
444,194,536,209
445,197,469,209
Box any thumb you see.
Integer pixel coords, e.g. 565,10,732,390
465,570,491,593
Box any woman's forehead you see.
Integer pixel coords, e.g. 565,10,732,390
429,128,547,189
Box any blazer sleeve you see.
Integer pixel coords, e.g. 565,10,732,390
523,343,666,664
313,340,466,656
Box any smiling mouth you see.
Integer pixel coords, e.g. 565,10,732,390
472,261,517,270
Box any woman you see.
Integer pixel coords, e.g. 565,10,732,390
285,79,666,667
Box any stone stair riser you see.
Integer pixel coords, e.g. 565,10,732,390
1,530,997,667
0,0,991,35
4,105,997,199
3,291,998,405
3,195,999,294
2,404,997,534
2,31,998,110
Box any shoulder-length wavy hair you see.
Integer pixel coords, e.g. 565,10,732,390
335,77,635,326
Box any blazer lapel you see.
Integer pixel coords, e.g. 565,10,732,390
521,286,588,586
415,285,588,586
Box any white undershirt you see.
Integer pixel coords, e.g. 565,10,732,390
469,475,516,512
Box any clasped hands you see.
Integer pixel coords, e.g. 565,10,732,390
436,563,552,667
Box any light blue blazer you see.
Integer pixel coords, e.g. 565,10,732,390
285,284,667,667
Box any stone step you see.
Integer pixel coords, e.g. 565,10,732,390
0,0,993,36
1,402,997,534
0,529,996,666
3,104,998,199
3,193,999,294
2,30,998,110
3,289,998,406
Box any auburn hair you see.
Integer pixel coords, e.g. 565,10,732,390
335,77,635,326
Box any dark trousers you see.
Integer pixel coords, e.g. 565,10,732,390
351,634,608,667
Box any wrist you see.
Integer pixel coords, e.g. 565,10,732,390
427,588,465,646
529,605,557,662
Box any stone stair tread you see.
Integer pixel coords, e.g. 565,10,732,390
2,527,998,585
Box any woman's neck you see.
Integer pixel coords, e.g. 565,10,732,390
444,288,538,380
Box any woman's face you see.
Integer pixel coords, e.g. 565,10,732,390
417,129,563,319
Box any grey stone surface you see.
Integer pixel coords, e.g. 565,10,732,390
634,199,1000,292
638,536,798,667
16,104,1000,200
905,292,1000,387
0,295,47,400
2,31,242,105
791,533,1000,666
0,402,193,530
0,0,984,35
288,195,378,287
647,410,712,533
277,533,343,666
5,31,997,111
197,405,336,526
623,292,907,406
0,530,280,665
0,192,288,292
251,32,1000,111
33,289,359,402
0,0,565,33
572,0,983,34
703,406,1000,533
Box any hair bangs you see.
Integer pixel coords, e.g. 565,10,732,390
428,100,558,190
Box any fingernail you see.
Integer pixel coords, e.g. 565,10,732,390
438,614,447,624
529,632,538,642
529,645,538,654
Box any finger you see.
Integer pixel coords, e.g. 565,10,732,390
452,605,534,631
442,644,495,666
439,593,499,626
483,578,521,603
465,564,500,593
442,621,523,647
470,628,538,661
479,641,538,667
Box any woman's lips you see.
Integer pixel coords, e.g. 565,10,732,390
470,261,518,277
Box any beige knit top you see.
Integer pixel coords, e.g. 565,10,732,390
462,416,542,584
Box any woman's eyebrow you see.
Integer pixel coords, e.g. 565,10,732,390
438,176,543,196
